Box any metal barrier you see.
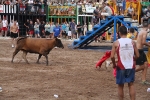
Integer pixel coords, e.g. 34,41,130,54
0,4,17,13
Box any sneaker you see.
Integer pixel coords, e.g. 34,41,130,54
142,80,150,85
12,44,14,48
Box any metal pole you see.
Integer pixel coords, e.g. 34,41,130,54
113,16,117,41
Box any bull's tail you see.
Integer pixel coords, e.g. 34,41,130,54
16,37,28,44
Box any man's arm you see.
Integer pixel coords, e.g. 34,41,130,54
111,41,117,68
132,41,139,60
142,33,150,46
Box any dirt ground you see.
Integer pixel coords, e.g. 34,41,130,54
0,38,150,100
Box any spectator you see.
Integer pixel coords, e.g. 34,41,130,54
101,2,113,18
93,6,100,25
28,20,34,37
53,23,61,38
45,22,50,38
141,5,150,26
39,21,45,38
127,4,136,20
70,19,76,39
34,22,40,38
146,5,150,25
76,22,83,38
41,1,45,14
49,22,55,38
2,16,8,37
24,19,30,36
115,0,123,15
61,22,67,38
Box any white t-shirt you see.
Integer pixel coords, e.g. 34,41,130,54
103,6,113,15
127,7,134,14
2,20,8,27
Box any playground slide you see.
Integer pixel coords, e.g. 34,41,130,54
72,16,115,48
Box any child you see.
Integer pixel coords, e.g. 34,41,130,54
127,28,137,40
111,26,139,100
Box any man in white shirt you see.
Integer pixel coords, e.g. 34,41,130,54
2,16,8,37
101,2,113,17
127,4,135,19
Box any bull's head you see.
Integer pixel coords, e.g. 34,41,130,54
55,38,64,49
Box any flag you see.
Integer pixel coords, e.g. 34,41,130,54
96,51,111,68
146,47,150,67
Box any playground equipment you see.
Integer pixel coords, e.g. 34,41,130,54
72,16,138,49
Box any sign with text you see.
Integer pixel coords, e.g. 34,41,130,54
86,7,96,13
0,5,3,13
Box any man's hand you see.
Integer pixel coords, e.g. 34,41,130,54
113,65,116,69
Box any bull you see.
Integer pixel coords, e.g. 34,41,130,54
11,37,64,66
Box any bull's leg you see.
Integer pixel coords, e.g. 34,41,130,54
36,54,42,64
22,51,29,64
11,49,20,63
43,55,48,66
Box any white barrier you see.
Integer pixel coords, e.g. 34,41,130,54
0,5,17,14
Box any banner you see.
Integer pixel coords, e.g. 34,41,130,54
85,7,96,13
0,5,3,13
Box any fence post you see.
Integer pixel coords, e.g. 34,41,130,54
46,5,49,22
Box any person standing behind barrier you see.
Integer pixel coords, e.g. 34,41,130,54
53,23,61,38
135,21,150,85
28,20,34,37
10,21,19,48
45,22,50,38
111,26,139,100
115,0,123,15
76,22,83,38
61,22,67,38
34,22,40,38
24,19,29,36
70,19,76,39
39,21,45,38
2,16,8,37
49,22,55,38
93,7,100,25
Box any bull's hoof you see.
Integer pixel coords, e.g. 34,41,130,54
26,62,29,64
36,62,40,64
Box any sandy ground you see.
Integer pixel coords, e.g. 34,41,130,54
0,37,150,100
